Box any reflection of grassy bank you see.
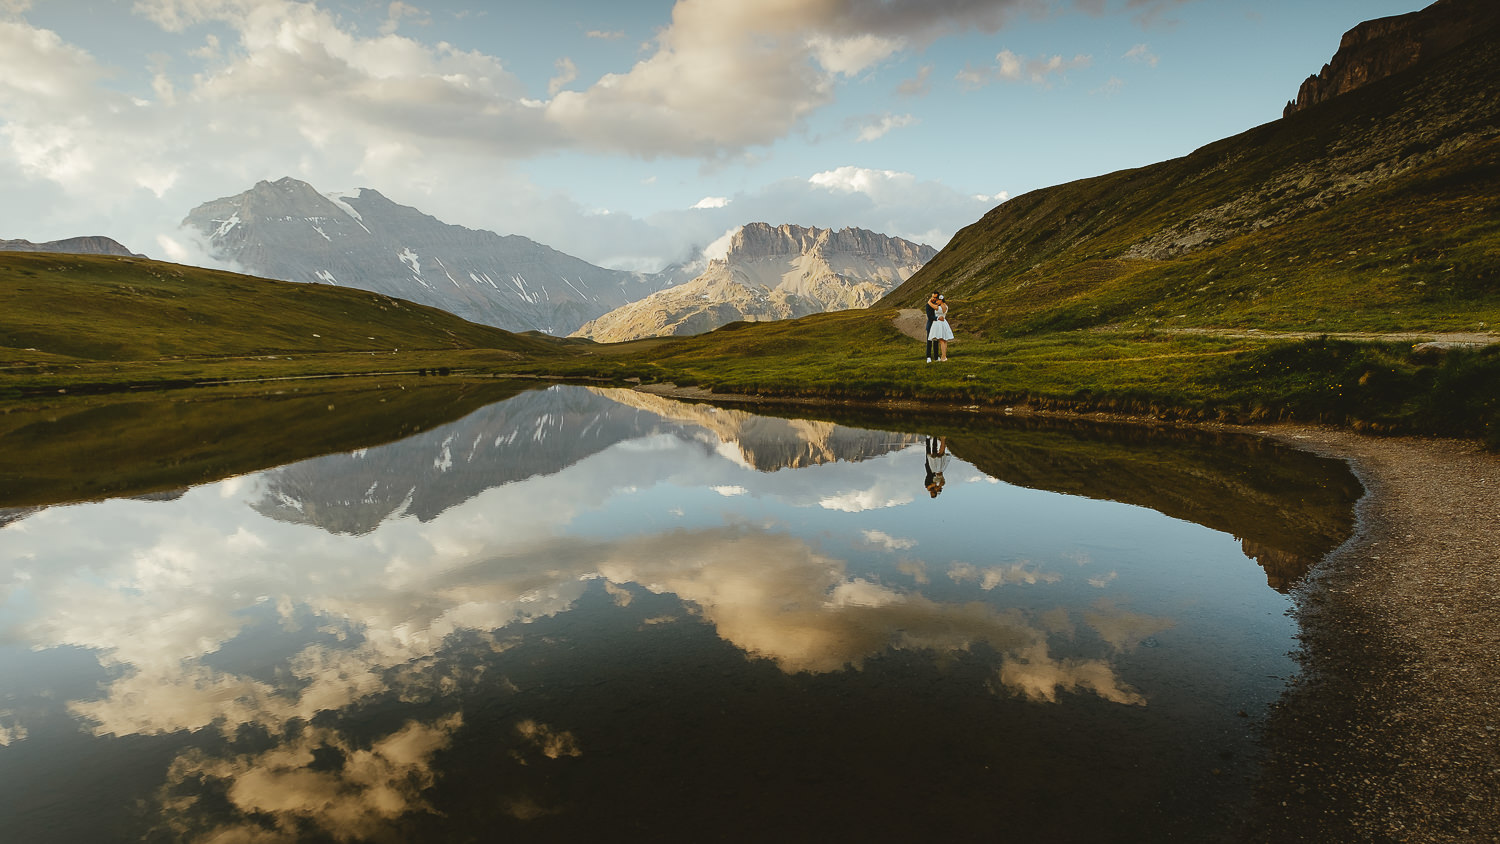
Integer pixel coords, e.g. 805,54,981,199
4,373,1362,596
0,378,531,507
649,397,1363,592
941,420,1360,591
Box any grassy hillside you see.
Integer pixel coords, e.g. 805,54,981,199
0,251,564,363
885,17,1500,337
0,251,582,394
533,308,1498,444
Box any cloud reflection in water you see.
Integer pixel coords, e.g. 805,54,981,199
1,388,1170,735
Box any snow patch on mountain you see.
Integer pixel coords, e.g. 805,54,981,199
213,213,241,238
397,247,421,277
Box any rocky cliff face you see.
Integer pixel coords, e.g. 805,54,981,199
0,236,140,257
1284,0,1500,117
182,178,686,335
728,223,933,264
572,223,935,342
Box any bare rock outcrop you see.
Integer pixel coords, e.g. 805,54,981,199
1283,0,1500,117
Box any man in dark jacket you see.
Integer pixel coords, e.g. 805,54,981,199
918,292,942,361
924,292,939,362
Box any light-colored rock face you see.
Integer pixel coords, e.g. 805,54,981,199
572,223,936,342
181,177,687,335
0,236,139,257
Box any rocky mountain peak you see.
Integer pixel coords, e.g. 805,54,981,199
1284,0,1500,117
263,176,320,194
573,223,935,342
225,177,346,224
727,222,937,265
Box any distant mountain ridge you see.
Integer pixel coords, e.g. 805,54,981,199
182,178,690,335
0,236,141,257
573,223,935,342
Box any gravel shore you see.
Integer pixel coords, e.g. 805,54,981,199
1234,427,1500,843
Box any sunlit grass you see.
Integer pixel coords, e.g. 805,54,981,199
0,251,566,362
543,309,1500,445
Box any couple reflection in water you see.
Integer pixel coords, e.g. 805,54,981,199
924,436,949,498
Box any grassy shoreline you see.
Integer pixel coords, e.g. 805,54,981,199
6,311,1499,447
523,310,1500,446
7,244,1497,449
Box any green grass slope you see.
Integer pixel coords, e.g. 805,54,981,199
885,14,1500,337
559,308,1497,443
0,251,561,362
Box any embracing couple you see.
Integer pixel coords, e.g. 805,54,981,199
924,292,953,362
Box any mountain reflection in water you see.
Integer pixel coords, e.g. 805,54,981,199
0,386,1359,842
250,386,920,535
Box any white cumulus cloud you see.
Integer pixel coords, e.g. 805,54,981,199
960,49,1093,88
1124,43,1159,66
548,56,578,95
855,113,918,143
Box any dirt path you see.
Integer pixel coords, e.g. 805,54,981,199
1159,327,1500,347
892,308,930,340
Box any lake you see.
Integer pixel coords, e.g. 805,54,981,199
0,383,1361,842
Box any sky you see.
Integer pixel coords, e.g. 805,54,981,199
0,0,1426,273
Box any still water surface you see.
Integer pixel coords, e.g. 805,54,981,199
0,385,1359,842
